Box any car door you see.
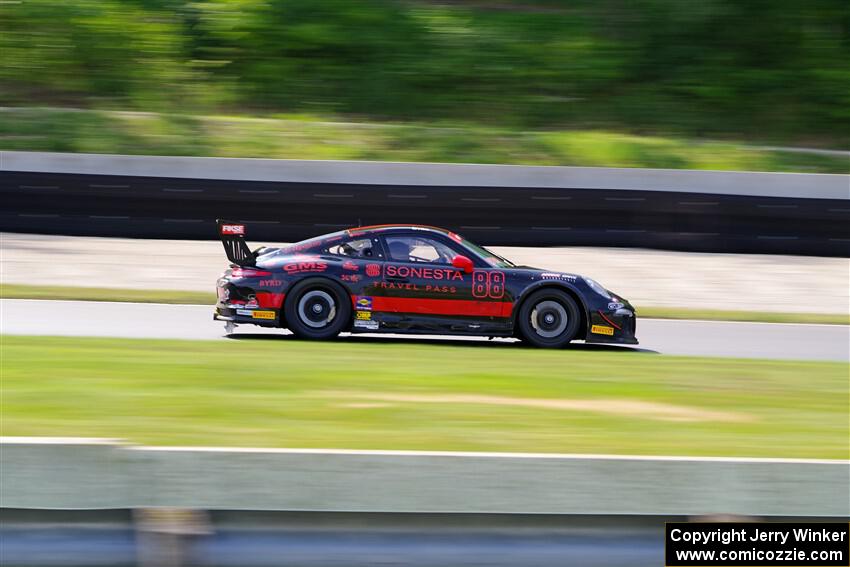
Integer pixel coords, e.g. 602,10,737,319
378,232,506,324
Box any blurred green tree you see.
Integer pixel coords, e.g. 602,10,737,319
1,0,847,145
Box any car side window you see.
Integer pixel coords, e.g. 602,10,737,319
385,235,458,265
327,238,376,259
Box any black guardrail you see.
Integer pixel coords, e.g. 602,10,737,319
0,509,666,567
2,509,843,567
2,160,848,256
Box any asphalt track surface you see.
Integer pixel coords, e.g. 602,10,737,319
2,299,847,361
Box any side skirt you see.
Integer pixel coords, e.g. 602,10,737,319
353,313,513,337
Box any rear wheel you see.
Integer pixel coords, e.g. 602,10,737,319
284,278,351,340
517,289,581,348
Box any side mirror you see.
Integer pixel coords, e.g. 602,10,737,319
452,254,474,274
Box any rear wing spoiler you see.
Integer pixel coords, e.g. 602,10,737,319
216,219,256,266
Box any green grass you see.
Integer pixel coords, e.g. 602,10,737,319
3,283,846,325
2,107,847,173
635,307,849,326
0,284,216,305
1,336,847,458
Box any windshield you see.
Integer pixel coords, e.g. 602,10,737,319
460,237,515,268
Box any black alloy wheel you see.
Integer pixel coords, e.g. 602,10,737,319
284,278,351,340
517,288,581,348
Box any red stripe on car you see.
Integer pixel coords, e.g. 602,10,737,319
371,297,512,317
256,292,285,308
597,310,622,330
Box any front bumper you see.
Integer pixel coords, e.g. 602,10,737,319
585,308,638,345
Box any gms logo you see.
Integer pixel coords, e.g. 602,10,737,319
355,296,373,311
283,261,327,274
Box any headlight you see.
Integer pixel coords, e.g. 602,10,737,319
584,277,611,299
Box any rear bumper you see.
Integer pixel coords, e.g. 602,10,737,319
214,305,280,327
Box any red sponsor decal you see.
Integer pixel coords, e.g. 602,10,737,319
283,261,327,274
220,224,245,235
365,264,382,277
341,274,361,283
258,279,282,287
472,270,505,299
342,261,359,271
385,265,464,281
371,297,511,317
376,281,456,294
425,284,456,293
597,310,622,330
256,292,285,308
284,241,321,253
231,268,271,278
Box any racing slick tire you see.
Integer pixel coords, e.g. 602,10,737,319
517,288,581,348
284,278,352,340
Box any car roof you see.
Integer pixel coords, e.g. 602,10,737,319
279,225,462,254
346,224,453,237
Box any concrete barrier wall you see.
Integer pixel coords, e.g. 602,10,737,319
3,150,848,199
2,438,847,516
2,151,848,256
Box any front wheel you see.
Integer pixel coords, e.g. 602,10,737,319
284,278,351,340
517,289,581,348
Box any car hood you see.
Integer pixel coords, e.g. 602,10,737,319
515,266,633,306
514,265,583,279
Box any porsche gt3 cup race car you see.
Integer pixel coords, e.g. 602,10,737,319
214,220,637,348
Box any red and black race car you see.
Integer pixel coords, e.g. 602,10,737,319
214,220,637,348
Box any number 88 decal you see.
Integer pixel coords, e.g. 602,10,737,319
472,271,505,299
